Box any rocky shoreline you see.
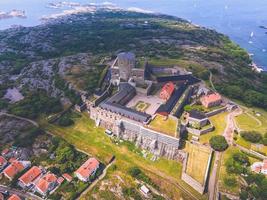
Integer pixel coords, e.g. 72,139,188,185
0,9,26,20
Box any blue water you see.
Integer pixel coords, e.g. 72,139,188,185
1,0,267,70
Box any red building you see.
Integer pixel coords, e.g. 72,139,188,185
200,93,222,108
160,82,175,101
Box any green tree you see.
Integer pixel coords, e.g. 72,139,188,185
209,135,228,151
223,177,237,187
241,131,262,143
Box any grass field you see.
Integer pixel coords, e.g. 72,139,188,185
199,112,228,144
148,115,178,137
185,142,212,185
40,112,206,200
134,101,150,112
235,107,267,134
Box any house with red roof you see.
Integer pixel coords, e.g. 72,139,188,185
251,160,267,175
1,148,9,156
159,82,175,101
62,173,73,182
18,166,42,188
0,156,7,171
200,93,222,108
3,160,30,180
7,194,21,200
35,173,58,196
75,158,100,182
0,193,4,200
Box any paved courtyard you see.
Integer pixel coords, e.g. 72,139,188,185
126,93,164,115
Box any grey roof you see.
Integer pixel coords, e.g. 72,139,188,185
100,102,151,122
117,52,135,61
189,110,207,120
100,83,151,123
108,82,136,104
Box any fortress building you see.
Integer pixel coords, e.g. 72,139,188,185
87,52,201,160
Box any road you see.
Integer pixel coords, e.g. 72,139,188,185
208,108,242,200
0,185,42,200
0,112,39,127
208,152,221,200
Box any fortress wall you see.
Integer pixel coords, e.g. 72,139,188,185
117,119,182,160
89,105,184,160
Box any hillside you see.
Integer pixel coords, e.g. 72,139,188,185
0,10,267,110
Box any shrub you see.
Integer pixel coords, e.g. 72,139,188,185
224,177,237,187
209,135,228,151
241,131,262,143
232,152,250,165
58,116,74,127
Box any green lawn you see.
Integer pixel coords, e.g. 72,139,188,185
199,112,228,144
235,107,267,134
185,142,212,185
148,115,178,137
134,101,150,112
41,112,205,200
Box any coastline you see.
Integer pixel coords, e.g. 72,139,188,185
251,62,265,73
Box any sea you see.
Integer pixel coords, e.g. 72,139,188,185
1,0,267,71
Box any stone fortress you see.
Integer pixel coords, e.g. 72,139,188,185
86,52,202,160
78,52,233,194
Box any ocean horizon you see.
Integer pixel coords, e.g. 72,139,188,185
1,0,267,71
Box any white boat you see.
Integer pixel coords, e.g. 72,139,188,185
249,41,253,44
250,31,254,38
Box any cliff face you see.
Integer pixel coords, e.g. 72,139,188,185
0,10,266,108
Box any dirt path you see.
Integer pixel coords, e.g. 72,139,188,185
0,112,39,127
209,72,217,92
223,108,243,145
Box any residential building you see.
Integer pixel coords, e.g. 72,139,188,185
0,156,7,171
160,82,175,101
1,148,9,156
75,158,100,182
3,161,30,180
0,193,4,200
200,93,222,108
251,160,267,175
140,185,150,196
62,173,73,182
7,194,21,200
18,166,42,188
35,173,58,196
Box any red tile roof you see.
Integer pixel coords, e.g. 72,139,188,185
7,194,21,200
160,82,175,101
57,177,64,184
75,158,99,179
19,166,42,186
36,173,57,194
9,158,17,163
200,93,222,106
0,156,7,167
263,160,267,170
1,148,9,155
0,193,4,200
3,161,25,179
62,173,73,182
